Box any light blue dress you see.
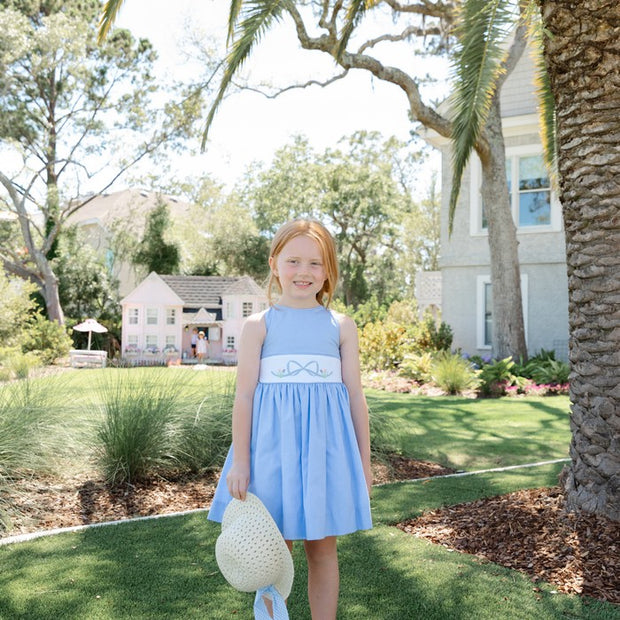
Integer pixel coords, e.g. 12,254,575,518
208,304,372,540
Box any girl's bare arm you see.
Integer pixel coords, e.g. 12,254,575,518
339,314,372,495
226,312,265,500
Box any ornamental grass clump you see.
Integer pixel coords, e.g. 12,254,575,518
0,379,69,530
431,351,480,395
96,370,186,485
174,372,235,473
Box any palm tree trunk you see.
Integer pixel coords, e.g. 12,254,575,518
540,0,620,521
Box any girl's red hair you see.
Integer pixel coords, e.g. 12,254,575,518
267,219,338,307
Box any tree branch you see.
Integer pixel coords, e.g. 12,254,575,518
232,70,350,99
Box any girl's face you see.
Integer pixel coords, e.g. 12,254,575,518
270,234,327,307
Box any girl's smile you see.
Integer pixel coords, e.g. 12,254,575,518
270,235,327,307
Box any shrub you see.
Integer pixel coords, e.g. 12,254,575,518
398,351,434,383
359,321,408,371
174,373,236,473
96,370,184,485
411,314,453,353
21,313,72,365
528,359,571,385
431,352,480,395
477,357,520,397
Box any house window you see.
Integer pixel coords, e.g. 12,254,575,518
473,152,555,234
226,301,234,319
165,335,175,346
145,334,158,347
166,308,176,325
242,302,253,318
146,308,158,325
259,302,267,312
226,336,236,350
476,275,528,350
128,334,138,346
514,156,551,227
128,308,139,325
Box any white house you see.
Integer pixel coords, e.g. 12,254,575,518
120,272,268,364
423,46,569,360
69,189,195,297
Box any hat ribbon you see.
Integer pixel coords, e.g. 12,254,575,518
254,585,289,620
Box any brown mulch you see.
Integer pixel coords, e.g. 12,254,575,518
2,458,619,606
397,486,620,605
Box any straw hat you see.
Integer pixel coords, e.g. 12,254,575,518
215,493,294,600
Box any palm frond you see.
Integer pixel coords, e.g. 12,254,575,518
98,0,126,44
448,0,517,234
529,16,558,188
202,0,288,150
337,0,382,59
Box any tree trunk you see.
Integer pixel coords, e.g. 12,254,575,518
540,0,620,521
478,96,528,361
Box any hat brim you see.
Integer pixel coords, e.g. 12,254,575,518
217,493,294,600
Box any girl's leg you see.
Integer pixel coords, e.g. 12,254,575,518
304,536,339,620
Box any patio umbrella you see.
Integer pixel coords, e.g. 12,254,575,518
73,318,108,350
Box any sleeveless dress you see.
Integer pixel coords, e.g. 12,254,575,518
208,304,372,541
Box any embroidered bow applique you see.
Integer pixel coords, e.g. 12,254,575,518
271,360,333,379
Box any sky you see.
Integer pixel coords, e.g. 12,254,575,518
114,0,451,189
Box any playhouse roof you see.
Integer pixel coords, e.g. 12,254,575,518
159,275,264,308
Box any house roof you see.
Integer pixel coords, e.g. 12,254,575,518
67,189,194,232
159,275,264,308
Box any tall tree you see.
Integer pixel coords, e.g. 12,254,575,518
539,0,619,522
133,199,181,275
0,2,203,323
242,132,414,306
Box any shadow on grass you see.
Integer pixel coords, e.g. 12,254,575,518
366,393,571,471
1,500,616,620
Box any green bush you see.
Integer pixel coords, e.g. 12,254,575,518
96,370,184,485
477,357,520,397
359,320,408,371
431,352,480,395
174,374,235,473
411,314,453,353
397,351,434,383
21,313,72,365
528,359,570,385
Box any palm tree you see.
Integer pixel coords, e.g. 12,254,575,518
537,0,620,522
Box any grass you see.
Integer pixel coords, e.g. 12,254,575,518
365,390,571,470
1,369,612,618
1,465,617,619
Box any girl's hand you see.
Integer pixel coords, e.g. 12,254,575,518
227,462,250,501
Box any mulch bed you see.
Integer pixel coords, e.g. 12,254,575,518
2,458,619,606
397,486,620,604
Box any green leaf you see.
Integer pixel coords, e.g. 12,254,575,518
529,16,558,188
202,0,289,150
98,0,125,43
448,0,517,234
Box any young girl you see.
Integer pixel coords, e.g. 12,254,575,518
208,219,372,618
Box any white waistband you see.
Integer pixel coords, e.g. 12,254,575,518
259,354,342,383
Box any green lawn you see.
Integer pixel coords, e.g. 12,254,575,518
2,370,613,619
1,464,617,619
366,390,571,470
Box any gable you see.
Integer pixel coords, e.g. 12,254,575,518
121,272,183,306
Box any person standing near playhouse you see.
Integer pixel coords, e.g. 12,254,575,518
196,330,207,361
209,219,372,619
